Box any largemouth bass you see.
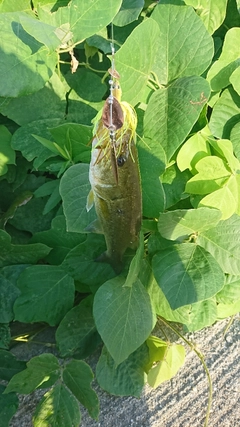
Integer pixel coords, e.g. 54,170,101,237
87,99,142,274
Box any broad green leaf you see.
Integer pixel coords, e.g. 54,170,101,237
209,87,240,139
207,28,240,91
60,163,97,233
0,350,26,381
144,76,211,161
197,215,240,275
93,276,155,365
230,66,240,96
138,136,166,217
185,0,228,34
199,177,238,220
19,13,61,51
4,354,60,394
177,129,211,173
56,301,100,359
0,126,15,176
146,338,185,388
161,164,190,209
113,0,144,26
63,360,99,420
152,243,225,309
49,123,92,164
145,336,167,373
0,324,10,350
38,0,122,44
14,265,75,326
0,13,57,97
230,122,240,161
0,73,66,126
186,298,217,332
185,156,231,195
30,215,86,265
208,138,240,172
0,0,32,12
0,275,20,323
158,208,222,241
217,299,240,319
217,275,240,304
115,18,160,105
0,384,18,427
61,234,115,289
96,344,148,397
0,230,50,267
33,384,80,427
151,3,214,84
124,232,144,287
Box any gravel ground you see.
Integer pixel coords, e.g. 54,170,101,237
9,317,240,427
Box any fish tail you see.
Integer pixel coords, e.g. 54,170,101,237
95,251,123,275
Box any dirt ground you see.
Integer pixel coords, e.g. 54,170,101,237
9,316,240,427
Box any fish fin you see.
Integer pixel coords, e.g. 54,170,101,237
95,251,123,275
84,219,103,234
86,189,94,212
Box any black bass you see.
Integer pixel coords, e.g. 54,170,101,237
86,91,142,274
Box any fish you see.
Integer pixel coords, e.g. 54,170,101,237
86,107,142,274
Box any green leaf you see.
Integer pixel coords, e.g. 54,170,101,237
60,163,96,233
151,3,214,84
230,66,240,96
138,137,166,217
33,384,81,427
0,324,10,350
0,125,15,176
199,177,238,220
217,275,240,304
158,208,222,241
207,28,240,91
0,73,66,126
186,298,217,332
184,0,228,34
152,243,225,309
115,18,160,105
217,299,240,319
4,354,60,394
197,215,240,275
56,300,100,359
113,0,144,26
61,234,115,289
124,232,144,287
19,13,61,51
209,86,240,139
38,0,122,44
30,215,86,265
177,127,211,173
49,123,92,164
0,230,50,267
96,344,149,397
161,164,191,210
208,138,240,172
63,360,99,420
0,350,26,381
0,384,18,427
144,76,211,161
146,337,185,388
185,156,231,195
0,12,57,97
93,276,155,365
0,275,20,323
14,265,75,326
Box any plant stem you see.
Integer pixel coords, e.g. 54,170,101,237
158,316,212,427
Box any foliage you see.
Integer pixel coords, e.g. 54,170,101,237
0,0,240,425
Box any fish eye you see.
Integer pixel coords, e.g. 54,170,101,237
117,155,126,167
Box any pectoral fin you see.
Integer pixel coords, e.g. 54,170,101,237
84,218,103,234
86,189,94,212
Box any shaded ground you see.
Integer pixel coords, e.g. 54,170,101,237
9,317,240,427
